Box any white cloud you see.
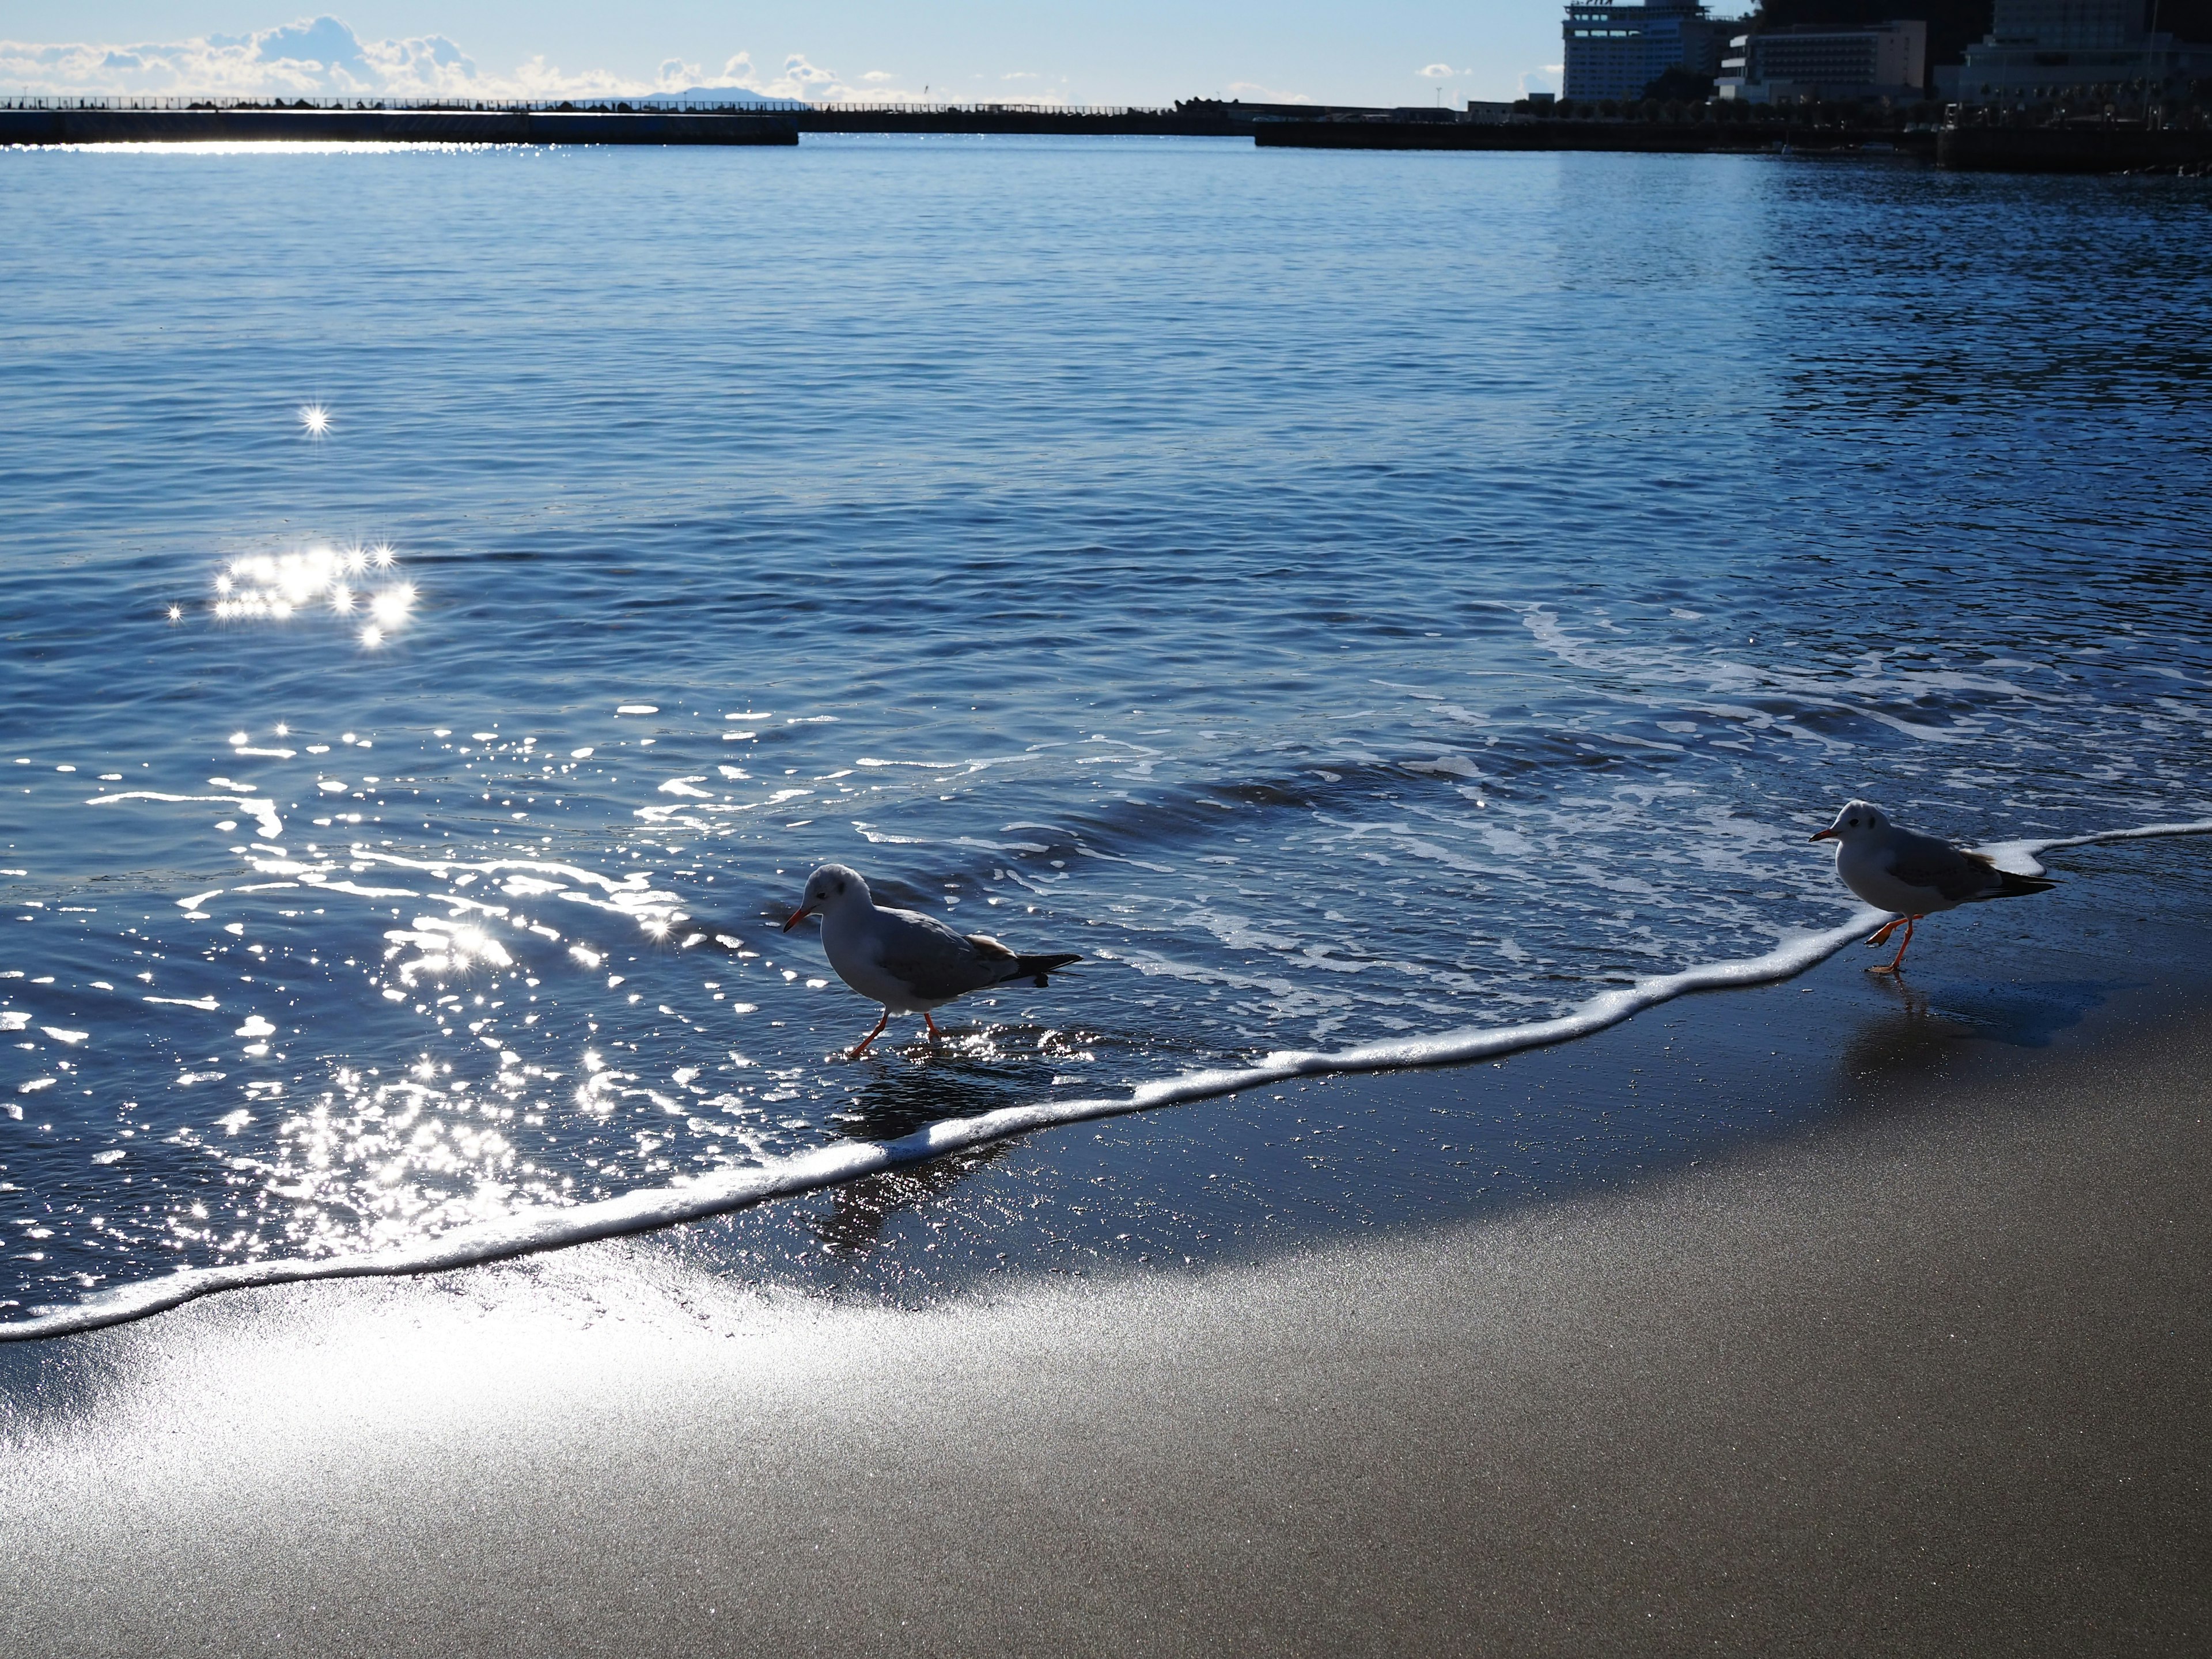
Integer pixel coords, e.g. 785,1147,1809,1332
1,16,497,97
1518,64,1564,95
0,15,929,103
1417,63,1460,79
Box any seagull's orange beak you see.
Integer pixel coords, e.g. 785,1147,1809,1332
782,906,811,933
1809,828,1838,842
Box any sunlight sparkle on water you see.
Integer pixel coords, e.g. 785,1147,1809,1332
298,403,331,438
202,545,414,643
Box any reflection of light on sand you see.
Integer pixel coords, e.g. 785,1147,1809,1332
203,546,414,644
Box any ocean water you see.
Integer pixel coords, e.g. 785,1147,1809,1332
3,135,2210,1324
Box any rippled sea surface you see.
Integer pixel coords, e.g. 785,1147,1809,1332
2,137,2209,1316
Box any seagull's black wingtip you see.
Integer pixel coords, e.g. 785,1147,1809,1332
1018,951,1082,988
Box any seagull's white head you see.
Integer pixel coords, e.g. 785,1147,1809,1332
1811,799,1889,844
783,863,870,931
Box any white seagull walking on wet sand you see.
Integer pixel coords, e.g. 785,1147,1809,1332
1812,799,2056,974
783,863,1082,1057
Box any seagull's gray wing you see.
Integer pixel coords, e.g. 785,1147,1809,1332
873,907,1016,1000
1887,831,2000,903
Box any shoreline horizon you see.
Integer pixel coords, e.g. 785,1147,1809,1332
10,813,2206,1342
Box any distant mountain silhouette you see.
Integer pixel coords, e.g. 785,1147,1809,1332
641,86,804,107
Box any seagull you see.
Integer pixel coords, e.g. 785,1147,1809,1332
783,863,1082,1057
1811,799,2055,974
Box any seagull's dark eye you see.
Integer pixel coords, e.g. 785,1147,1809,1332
834,881,846,894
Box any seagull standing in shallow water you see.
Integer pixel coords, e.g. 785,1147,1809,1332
783,863,1082,1057
1812,799,2055,974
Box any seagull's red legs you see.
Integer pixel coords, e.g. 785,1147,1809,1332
849,1007,892,1059
923,1010,942,1041
1866,918,1906,947
1869,915,1919,975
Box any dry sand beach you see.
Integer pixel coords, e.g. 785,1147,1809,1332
4,863,2208,1658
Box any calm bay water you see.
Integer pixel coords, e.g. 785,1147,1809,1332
3,136,2209,1319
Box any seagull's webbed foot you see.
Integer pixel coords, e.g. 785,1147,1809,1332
1866,915,1919,976
847,1007,892,1059
1866,918,1906,948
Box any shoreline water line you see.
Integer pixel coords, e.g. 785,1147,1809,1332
6,817,2209,1342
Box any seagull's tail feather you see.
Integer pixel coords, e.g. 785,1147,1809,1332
1973,867,2058,902
1014,952,1082,988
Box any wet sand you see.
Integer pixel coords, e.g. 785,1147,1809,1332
3,940,2208,1656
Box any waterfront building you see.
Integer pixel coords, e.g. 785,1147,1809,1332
1942,0,2212,97
1562,0,1736,101
1715,20,1928,101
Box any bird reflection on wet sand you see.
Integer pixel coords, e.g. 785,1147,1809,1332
809,1060,1019,1258
1835,974,2120,1093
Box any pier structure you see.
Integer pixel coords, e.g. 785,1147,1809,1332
0,96,1362,146
0,104,800,146
5,93,2208,172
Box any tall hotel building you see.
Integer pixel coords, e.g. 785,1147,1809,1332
1562,0,1733,100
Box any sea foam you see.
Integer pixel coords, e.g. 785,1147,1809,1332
6,816,2209,1343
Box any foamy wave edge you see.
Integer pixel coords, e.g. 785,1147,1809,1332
9,817,2209,1342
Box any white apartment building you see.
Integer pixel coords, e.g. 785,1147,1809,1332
1717,19,1928,101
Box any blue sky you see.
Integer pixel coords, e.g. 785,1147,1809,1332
1,3,1569,107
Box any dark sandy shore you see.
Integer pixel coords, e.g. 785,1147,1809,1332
4,844,2212,1659
3,882,2209,1656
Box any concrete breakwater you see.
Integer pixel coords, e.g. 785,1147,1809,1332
785,107,1253,137
12,104,2205,172
1263,117,2212,173
0,104,1273,145
1937,123,2212,172
1256,120,1937,158
0,107,798,145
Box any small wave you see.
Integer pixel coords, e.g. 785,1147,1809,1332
8,817,2209,1344
1981,819,2212,876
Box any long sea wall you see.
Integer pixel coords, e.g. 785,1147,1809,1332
1936,123,2212,172
10,104,2207,172
0,108,798,145
1255,120,1935,157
